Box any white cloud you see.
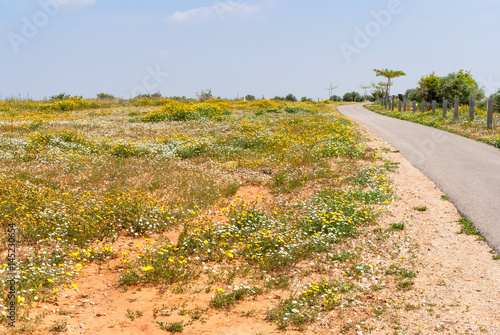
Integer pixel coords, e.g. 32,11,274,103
167,1,272,23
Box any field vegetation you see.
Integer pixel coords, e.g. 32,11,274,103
0,96,420,332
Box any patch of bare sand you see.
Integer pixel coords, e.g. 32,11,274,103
22,186,286,335
235,185,271,203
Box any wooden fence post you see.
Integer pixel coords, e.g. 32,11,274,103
432,100,436,114
454,98,459,120
412,100,417,112
398,100,402,112
421,101,425,113
487,99,494,129
391,96,395,111
443,100,448,118
469,96,475,119
404,100,407,112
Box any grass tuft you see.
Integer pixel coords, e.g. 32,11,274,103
458,217,480,235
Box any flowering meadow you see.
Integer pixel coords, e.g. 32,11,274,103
367,102,500,148
0,97,419,332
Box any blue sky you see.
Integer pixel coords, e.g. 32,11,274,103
1,0,499,100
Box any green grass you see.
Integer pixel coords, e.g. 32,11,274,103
458,217,480,235
48,319,68,332
209,286,262,309
397,280,415,291
386,264,416,278
157,321,184,333
387,223,405,232
126,309,143,321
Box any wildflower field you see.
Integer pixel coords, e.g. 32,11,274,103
0,97,421,333
366,102,500,148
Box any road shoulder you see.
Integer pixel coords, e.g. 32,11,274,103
358,121,500,334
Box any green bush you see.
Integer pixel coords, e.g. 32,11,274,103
97,93,114,99
490,89,500,107
50,93,71,100
284,106,313,114
174,141,208,159
343,91,363,102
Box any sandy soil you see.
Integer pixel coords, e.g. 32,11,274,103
5,124,500,335
353,124,500,334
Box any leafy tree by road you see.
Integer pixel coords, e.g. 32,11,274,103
373,69,406,98
439,70,484,103
343,91,363,102
419,72,441,103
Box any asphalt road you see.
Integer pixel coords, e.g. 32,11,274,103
338,104,500,253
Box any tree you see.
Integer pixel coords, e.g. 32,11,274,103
326,82,339,100
405,88,420,102
197,89,213,102
343,91,362,102
373,69,406,98
490,89,500,107
370,81,387,101
418,72,441,104
456,69,476,87
245,94,256,101
359,84,371,101
343,92,353,102
50,93,71,100
405,70,484,105
439,70,484,103
97,93,114,99
285,93,297,102
440,77,484,103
